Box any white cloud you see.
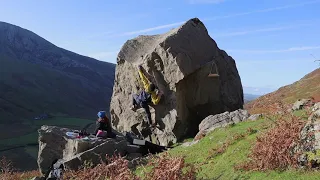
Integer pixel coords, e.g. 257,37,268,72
120,21,185,36
88,51,118,60
188,0,226,4
227,46,320,54
203,0,320,21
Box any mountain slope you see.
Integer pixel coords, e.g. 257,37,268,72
245,68,320,114
0,21,116,124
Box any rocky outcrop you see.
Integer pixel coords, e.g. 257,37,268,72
110,18,244,146
195,109,249,140
37,125,166,174
63,139,129,170
37,126,125,174
297,109,320,167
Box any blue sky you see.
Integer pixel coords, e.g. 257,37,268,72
1,0,320,95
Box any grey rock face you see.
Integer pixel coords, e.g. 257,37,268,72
63,139,128,170
110,18,244,146
37,126,70,174
37,125,142,174
195,109,249,139
296,109,320,167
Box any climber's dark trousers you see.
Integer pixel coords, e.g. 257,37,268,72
141,102,152,125
132,94,152,125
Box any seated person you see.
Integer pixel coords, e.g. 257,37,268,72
95,111,115,138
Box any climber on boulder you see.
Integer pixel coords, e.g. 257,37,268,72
131,65,163,126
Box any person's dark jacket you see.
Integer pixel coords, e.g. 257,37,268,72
95,117,113,137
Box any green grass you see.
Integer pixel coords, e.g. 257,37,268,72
0,131,38,146
165,117,320,180
292,109,309,120
24,146,38,159
0,117,94,147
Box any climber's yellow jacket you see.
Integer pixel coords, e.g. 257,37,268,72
138,69,162,105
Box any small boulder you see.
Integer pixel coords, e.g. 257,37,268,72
292,99,311,111
248,114,263,121
195,109,249,139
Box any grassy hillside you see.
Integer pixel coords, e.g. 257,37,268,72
0,21,116,172
0,21,116,125
165,114,320,179
0,55,113,124
1,56,83,122
245,68,320,114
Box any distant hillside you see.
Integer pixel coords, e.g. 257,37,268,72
0,21,116,124
244,93,260,104
245,68,320,114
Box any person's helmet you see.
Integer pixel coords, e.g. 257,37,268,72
149,84,156,92
97,111,106,118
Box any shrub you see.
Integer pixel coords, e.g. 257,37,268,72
235,114,306,171
64,154,138,180
0,156,40,180
63,153,198,180
144,152,197,180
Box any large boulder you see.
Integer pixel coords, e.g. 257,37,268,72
110,18,244,146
